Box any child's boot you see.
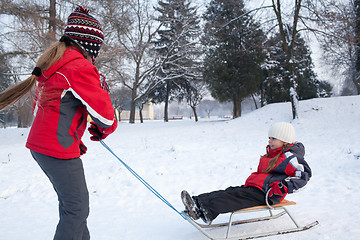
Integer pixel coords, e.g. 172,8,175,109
181,190,201,220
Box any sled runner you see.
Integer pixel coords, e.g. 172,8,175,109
181,191,319,240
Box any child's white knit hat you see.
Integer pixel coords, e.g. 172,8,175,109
268,122,295,143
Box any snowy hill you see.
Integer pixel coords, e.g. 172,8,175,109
1,95,360,240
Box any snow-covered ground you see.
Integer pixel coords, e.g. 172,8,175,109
1,95,360,240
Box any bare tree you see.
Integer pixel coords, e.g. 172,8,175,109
98,0,167,123
308,0,359,95
109,86,132,122
199,99,218,119
243,0,339,118
0,0,67,127
185,80,207,122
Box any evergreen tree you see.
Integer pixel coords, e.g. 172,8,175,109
152,0,202,122
202,0,266,118
263,32,332,104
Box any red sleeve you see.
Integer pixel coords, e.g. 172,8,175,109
65,60,116,129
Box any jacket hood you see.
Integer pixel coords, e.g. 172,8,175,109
37,48,85,83
287,142,305,158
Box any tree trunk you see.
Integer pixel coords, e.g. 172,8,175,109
232,94,242,118
289,70,299,119
251,94,258,109
139,110,143,123
129,85,138,123
288,61,299,119
290,77,299,119
139,105,144,123
191,106,198,122
260,84,265,107
48,0,56,41
129,100,136,124
164,81,170,122
164,99,169,122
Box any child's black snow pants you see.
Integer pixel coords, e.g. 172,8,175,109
193,186,266,222
31,150,90,240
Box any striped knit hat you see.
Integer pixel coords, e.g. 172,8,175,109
63,6,104,59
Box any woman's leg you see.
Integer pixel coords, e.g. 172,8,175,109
31,150,90,240
194,186,266,222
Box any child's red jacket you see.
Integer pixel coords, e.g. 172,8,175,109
244,142,311,204
26,48,117,159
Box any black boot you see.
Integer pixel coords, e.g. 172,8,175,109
181,190,201,220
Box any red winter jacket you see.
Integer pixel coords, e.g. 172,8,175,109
26,48,117,159
244,142,311,204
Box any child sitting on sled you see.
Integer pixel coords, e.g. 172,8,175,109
181,122,311,224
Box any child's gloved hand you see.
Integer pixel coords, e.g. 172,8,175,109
88,120,118,141
269,181,288,197
80,141,87,155
88,122,108,141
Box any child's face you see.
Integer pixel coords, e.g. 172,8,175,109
268,137,285,149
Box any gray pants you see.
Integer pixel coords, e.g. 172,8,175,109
31,150,90,240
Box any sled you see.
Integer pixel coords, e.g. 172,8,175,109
181,191,319,240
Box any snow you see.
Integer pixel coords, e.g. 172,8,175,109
1,95,360,240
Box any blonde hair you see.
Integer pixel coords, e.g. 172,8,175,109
263,143,289,173
0,41,67,110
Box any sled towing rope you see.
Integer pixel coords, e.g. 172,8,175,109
100,140,319,240
100,140,185,219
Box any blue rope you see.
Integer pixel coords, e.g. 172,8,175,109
100,140,186,219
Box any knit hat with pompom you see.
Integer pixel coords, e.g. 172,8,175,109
62,6,104,59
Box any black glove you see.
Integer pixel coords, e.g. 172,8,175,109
80,141,87,155
88,122,106,141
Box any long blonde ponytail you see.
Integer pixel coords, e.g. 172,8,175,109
0,41,67,111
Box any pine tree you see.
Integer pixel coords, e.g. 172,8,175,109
202,0,266,118
263,32,332,104
152,0,202,122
